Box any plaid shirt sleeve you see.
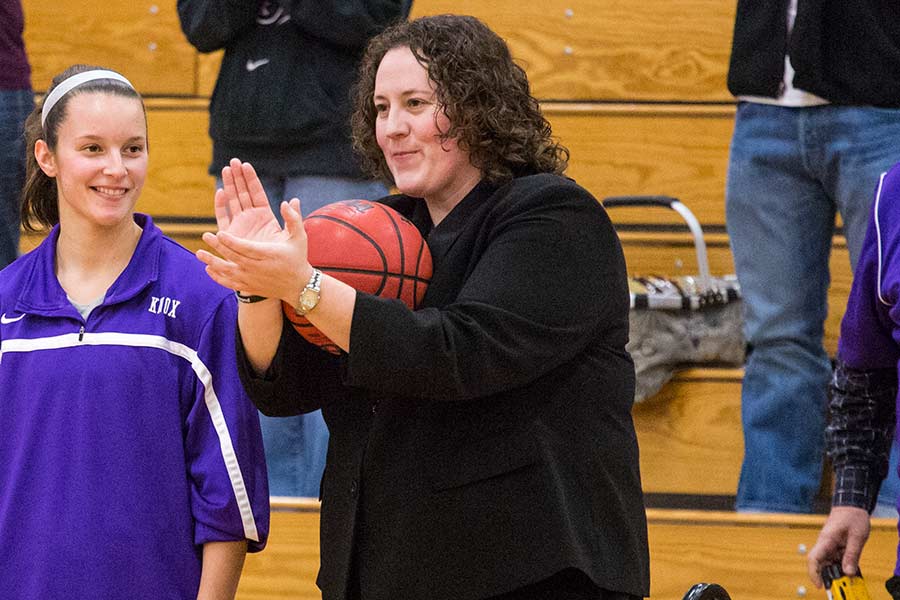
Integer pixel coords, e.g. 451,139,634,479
828,360,897,512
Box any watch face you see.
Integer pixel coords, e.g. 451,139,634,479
299,288,319,313
296,269,322,315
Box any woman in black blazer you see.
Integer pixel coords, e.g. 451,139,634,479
198,14,650,600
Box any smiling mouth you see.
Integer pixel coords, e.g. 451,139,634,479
93,186,128,197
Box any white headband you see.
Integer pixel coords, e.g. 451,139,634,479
41,70,135,128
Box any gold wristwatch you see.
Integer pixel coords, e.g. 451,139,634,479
295,268,323,316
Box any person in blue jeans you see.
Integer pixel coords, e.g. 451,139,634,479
178,0,410,497
726,0,900,513
0,0,32,270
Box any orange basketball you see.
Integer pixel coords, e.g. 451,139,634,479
283,200,433,354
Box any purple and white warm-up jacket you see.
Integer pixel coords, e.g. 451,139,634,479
0,214,269,599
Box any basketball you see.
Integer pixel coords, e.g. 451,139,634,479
283,200,433,354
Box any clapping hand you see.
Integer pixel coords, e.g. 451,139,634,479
210,158,283,243
196,158,312,302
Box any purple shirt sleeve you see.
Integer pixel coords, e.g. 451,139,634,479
185,294,270,552
838,169,900,369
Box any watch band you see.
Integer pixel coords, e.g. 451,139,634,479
235,291,268,304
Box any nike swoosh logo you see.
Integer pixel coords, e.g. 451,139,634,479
1,313,25,324
246,58,270,72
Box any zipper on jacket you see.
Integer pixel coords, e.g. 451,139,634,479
78,325,84,342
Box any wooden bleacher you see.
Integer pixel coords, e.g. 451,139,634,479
241,500,900,600
21,0,891,597
633,369,743,498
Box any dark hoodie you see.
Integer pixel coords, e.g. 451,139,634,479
177,0,410,177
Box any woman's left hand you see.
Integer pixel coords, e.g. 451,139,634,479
212,158,282,243
197,159,313,302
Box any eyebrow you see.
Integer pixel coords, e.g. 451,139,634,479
373,88,433,99
74,134,147,143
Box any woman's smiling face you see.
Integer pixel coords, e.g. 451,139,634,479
36,91,148,231
373,46,482,216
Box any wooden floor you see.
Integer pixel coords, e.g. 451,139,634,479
237,500,322,600
238,500,899,600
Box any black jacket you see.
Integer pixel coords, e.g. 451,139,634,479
177,0,408,177
727,0,900,107
239,174,651,600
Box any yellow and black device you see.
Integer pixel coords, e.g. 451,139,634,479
822,565,873,600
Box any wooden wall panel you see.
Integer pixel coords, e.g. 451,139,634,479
549,104,734,226
22,4,740,225
25,0,736,102
410,0,737,102
197,51,223,98
139,102,736,227
138,99,214,219
618,232,736,276
23,0,197,95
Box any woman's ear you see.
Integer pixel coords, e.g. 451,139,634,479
34,139,57,178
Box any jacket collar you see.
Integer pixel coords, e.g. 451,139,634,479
15,213,162,316
420,179,497,268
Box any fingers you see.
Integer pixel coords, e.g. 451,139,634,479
806,506,871,588
195,249,243,291
229,157,253,212
213,188,231,232
281,198,305,236
200,231,221,251
807,519,842,587
842,528,866,577
216,231,271,262
204,265,243,292
196,247,222,267
808,569,823,590
240,161,270,209
198,232,259,281
199,231,228,266
806,539,835,588
224,158,272,215
220,163,243,219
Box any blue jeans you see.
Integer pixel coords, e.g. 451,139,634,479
219,174,388,497
726,102,900,512
0,89,32,269
259,175,389,226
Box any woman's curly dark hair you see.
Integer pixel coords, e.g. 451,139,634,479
351,14,568,186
